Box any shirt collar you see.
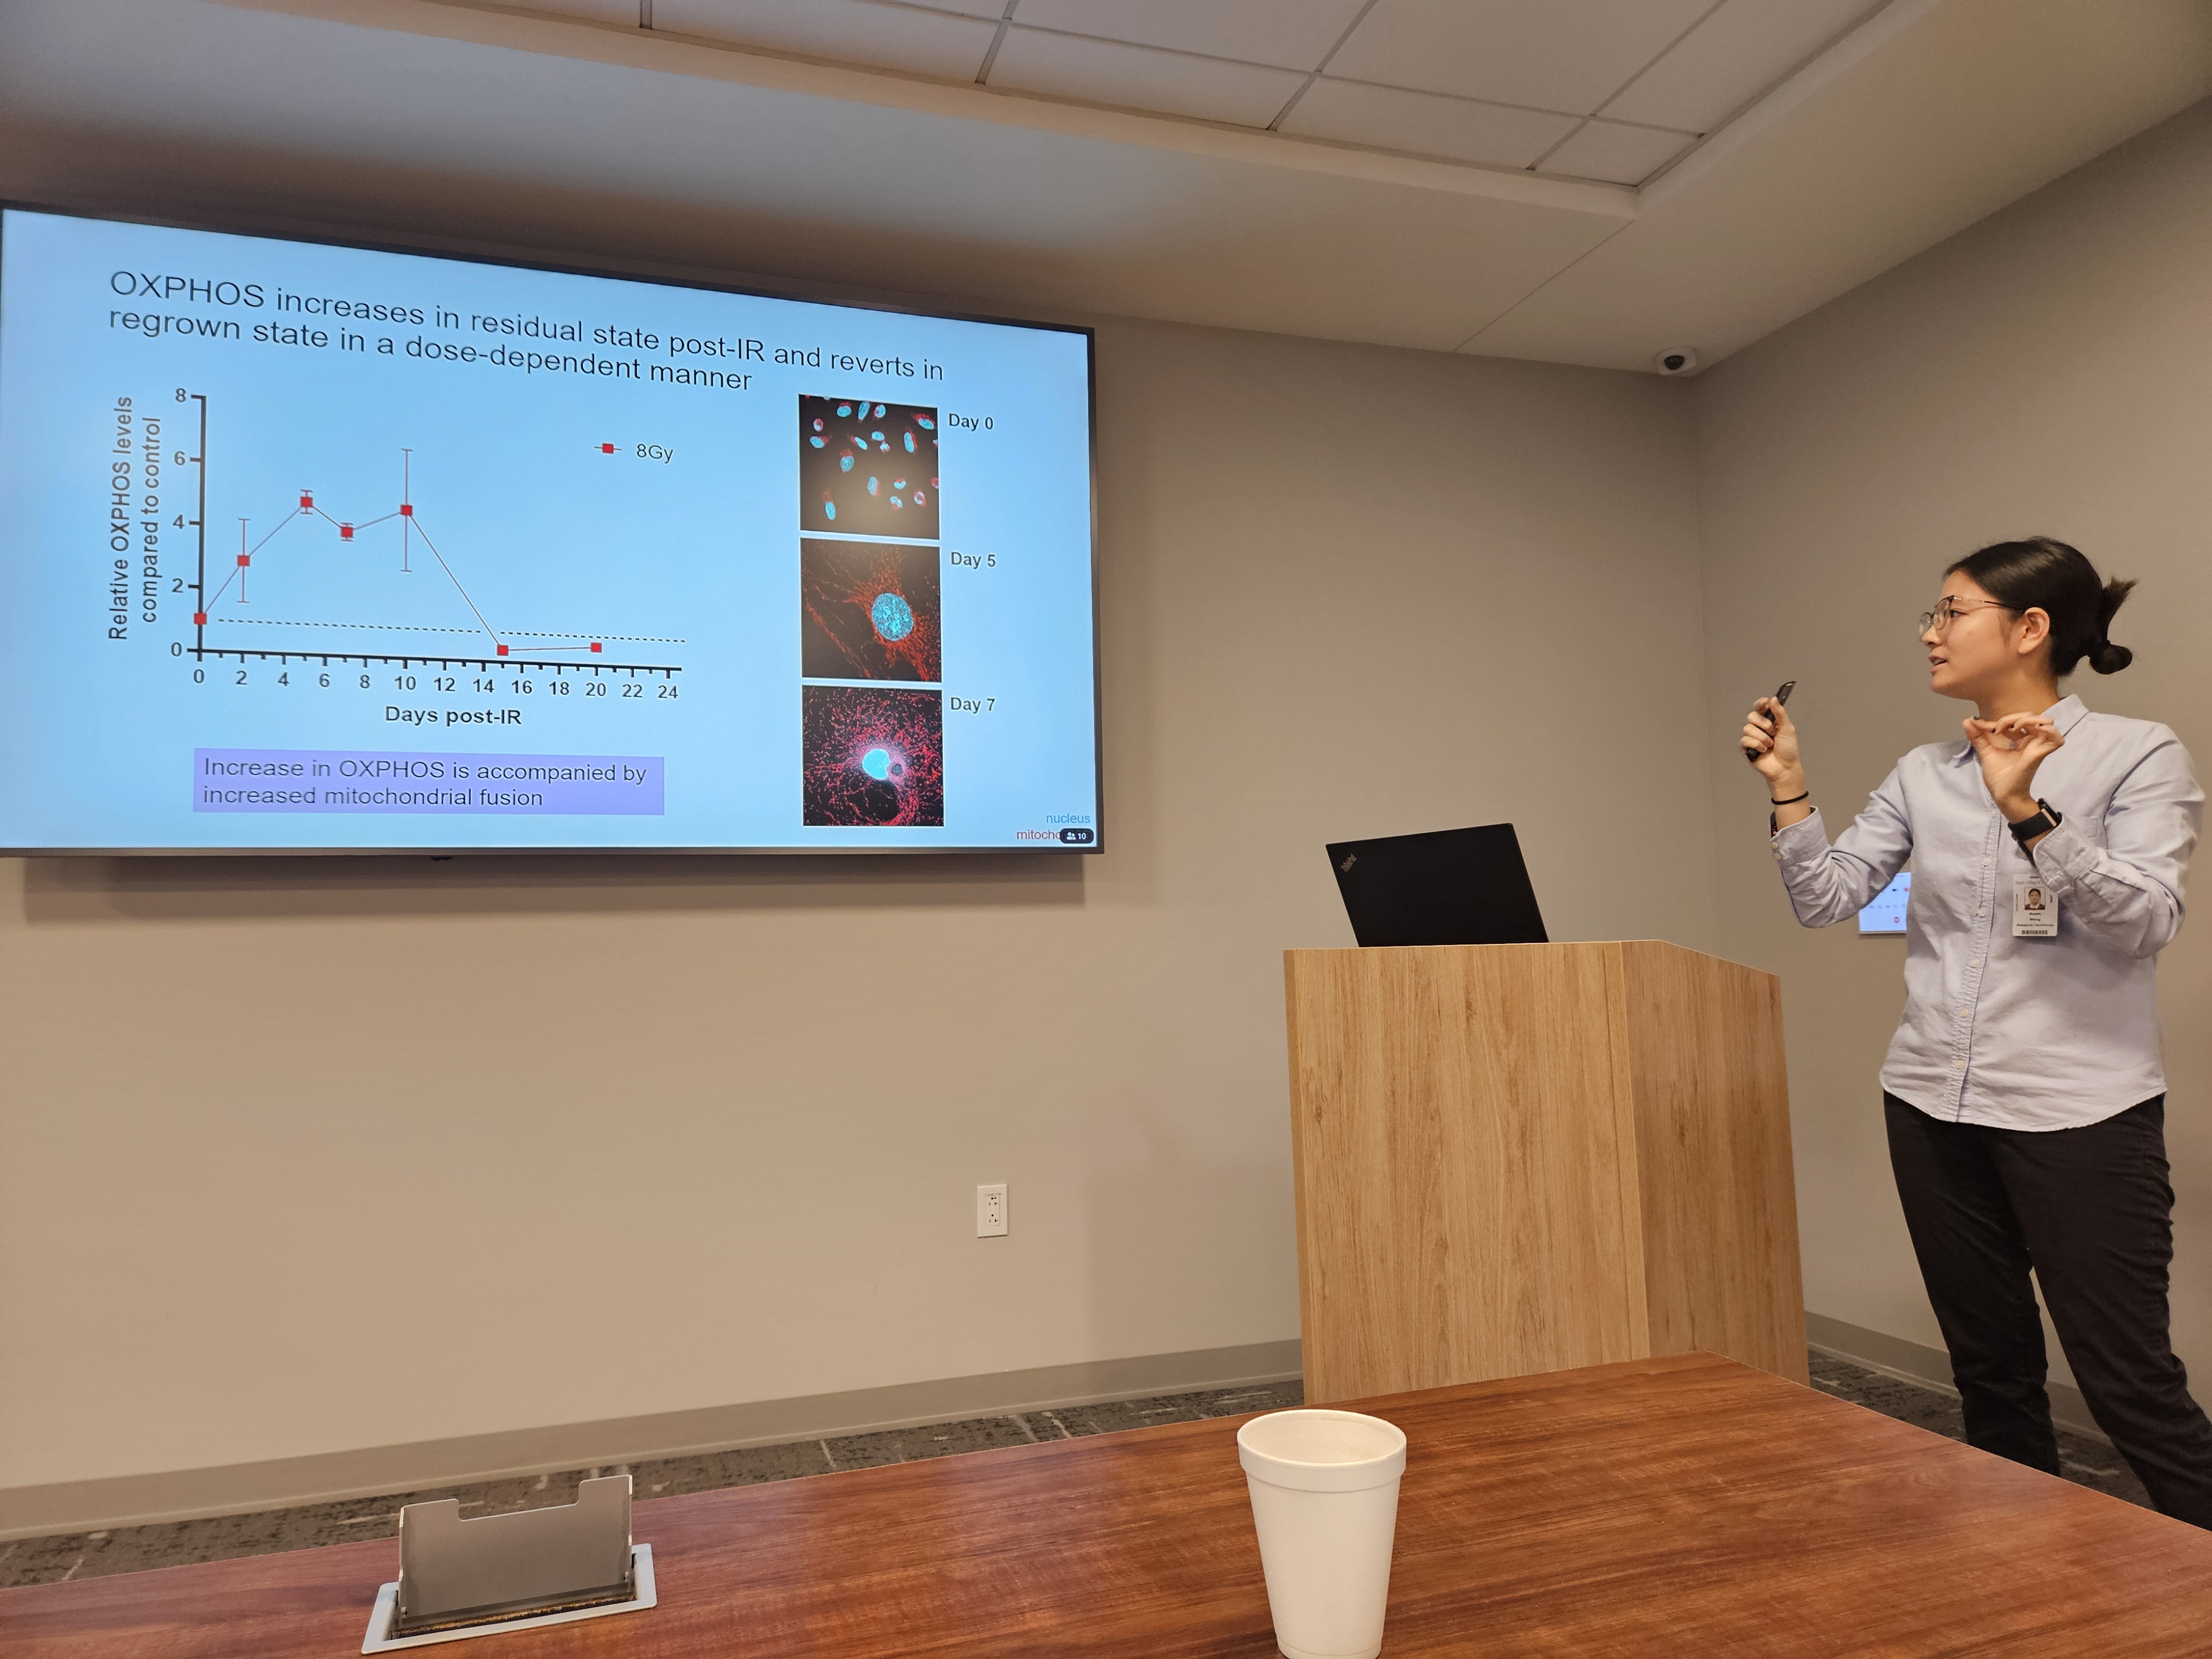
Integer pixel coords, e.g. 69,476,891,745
1950,693,2089,762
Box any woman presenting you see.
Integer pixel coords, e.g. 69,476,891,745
1743,536,2211,1525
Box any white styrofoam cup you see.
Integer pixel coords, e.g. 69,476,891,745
1237,1408,1407,1659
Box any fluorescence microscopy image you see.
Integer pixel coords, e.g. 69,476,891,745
800,395,940,540
800,540,941,684
802,686,945,827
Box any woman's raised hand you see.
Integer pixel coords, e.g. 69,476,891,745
1965,713,2064,820
1743,696,1805,796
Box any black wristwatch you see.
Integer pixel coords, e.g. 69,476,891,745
2008,798,2063,847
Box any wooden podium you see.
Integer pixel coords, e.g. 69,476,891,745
1284,941,1806,1402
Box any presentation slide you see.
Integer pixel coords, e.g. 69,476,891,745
0,208,1098,852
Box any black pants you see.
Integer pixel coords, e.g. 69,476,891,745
1886,1092,2212,1527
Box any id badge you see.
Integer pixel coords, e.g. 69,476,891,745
2013,877,2058,937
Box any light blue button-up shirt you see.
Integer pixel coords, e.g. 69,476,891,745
1771,695,2202,1130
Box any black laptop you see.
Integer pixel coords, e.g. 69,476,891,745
1326,823,1548,947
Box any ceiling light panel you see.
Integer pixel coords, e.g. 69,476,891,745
651,0,998,80
1603,0,1884,132
1008,0,1372,72
987,28,1310,127
1327,0,1717,114
1279,78,1579,168
1537,118,1695,185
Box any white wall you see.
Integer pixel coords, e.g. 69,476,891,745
1692,102,2212,1389
0,315,1713,1498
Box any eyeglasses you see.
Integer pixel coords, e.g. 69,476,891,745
1918,599,2017,635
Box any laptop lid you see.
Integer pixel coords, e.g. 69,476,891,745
1325,822,1548,948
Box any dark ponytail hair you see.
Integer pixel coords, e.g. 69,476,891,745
1945,536,2136,676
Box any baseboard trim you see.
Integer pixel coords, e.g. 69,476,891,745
0,1338,1303,1542
1804,1311,2106,1443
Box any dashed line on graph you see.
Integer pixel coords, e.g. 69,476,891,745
217,618,686,643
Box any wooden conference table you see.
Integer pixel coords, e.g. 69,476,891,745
8,1352,2212,1657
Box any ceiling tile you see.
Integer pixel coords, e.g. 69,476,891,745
1538,118,1694,185
987,27,1308,127
1279,77,1579,169
651,0,997,80
889,0,1008,18
1605,0,1882,132
1326,0,1716,114
1006,0,1370,72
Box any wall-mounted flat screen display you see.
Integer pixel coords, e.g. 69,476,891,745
0,208,1098,852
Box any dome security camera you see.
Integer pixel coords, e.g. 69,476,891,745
1653,348,1699,377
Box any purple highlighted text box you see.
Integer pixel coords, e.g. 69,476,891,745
194,749,665,814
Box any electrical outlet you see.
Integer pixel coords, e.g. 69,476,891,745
976,1182,1008,1237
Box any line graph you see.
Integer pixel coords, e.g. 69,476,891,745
180,395,681,676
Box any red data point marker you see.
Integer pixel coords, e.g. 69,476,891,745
589,641,602,653
399,503,414,517
237,554,251,567
299,493,314,509
339,524,354,540
193,612,207,625
495,644,509,656
599,443,616,454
